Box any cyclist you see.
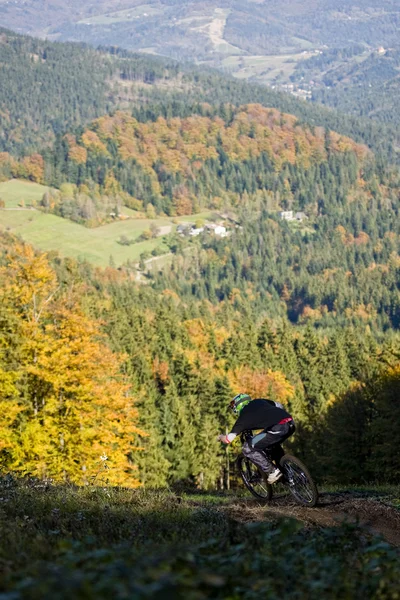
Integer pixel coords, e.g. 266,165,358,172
218,393,295,484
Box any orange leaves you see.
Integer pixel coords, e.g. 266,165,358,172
68,145,87,164
300,305,323,322
173,195,193,216
0,370,23,454
228,366,295,405
335,225,347,241
184,319,208,352
152,357,170,383
20,153,44,183
336,225,370,247
328,131,370,159
344,304,377,321
81,130,109,155
354,232,370,246
75,105,367,190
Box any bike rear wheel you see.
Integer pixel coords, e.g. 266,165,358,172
237,455,272,501
279,454,318,507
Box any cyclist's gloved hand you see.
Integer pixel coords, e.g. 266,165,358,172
217,434,228,443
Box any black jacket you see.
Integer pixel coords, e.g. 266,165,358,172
230,399,291,435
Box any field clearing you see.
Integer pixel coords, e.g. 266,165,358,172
0,179,48,207
78,5,162,25
222,52,316,83
0,209,216,267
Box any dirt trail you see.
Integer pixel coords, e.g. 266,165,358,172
188,8,241,53
220,492,400,547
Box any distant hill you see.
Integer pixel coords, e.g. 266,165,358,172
288,44,400,124
2,0,400,60
39,105,369,217
2,2,400,137
0,27,399,163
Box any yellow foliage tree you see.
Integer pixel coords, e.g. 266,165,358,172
0,243,144,486
228,366,295,405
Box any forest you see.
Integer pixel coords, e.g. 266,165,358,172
2,230,400,488
1,25,400,487
37,105,369,220
4,0,400,59
293,45,400,128
0,23,400,598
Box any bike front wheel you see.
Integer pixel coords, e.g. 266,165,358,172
237,455,272,502
279,454,318,507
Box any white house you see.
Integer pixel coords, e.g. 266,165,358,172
205,223,228,237
279,211,294,221
214,225,227,237
189,227,204,237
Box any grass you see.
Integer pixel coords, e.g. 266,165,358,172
0,475,399,599
222,52,316,84
0,207,216,267
322,483,400,508
77,5,162,25
0,179,48,207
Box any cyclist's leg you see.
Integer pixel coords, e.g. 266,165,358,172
242,441,275,474
242,423,295,473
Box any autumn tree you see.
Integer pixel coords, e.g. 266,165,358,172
0,242,144,486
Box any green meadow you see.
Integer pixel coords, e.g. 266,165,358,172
77,5,162,25
0,197,215,267
222,52,315,84
0,211,170,266
0,179,48,207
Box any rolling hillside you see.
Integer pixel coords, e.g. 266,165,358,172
2,0,400,61
1,1,400,100
1,27,399,163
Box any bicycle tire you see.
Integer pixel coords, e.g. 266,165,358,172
236,455,272,502
279,454,318,507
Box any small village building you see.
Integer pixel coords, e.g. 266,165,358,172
214,225,227,237
189,227,204,237
177,224,189,235
279,211,294,221
205,223,228,237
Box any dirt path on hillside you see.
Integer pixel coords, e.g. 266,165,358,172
189,8,241,53
214,492,400,546
208,8,229,48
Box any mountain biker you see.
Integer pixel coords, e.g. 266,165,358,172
218,393,295,484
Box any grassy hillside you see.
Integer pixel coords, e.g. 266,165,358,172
0,179,48,207
0,211,163,265
0,206,213,266
0,476,399,599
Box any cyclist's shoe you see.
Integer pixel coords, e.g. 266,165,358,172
267,468,282,484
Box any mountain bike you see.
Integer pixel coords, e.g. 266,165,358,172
236,430,318,507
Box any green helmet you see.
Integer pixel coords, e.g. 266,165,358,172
229,393,251,415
